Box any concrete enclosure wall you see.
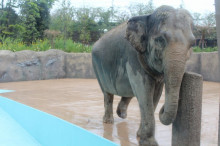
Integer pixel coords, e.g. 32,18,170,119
0,50,219,82
186,52,220,82
0,49,95,83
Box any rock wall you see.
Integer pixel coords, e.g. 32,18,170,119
65,53,95,79
186,52,220,82
0,50,219,82
0,49,96,83
0,50,67,82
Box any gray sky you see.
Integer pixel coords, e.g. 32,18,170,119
53,0,215,14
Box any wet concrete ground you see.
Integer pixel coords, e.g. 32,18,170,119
0,79,219,146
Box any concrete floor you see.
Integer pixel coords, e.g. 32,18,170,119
0,79,219,146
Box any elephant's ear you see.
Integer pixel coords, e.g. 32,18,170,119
126,15,150,53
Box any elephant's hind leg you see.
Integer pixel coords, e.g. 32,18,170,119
103,92,114,124
117,97,133,119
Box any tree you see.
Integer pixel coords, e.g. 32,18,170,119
59,0,73,47
1,0,4,9
5,0,18,27
114,10,129,23
0,7,18,37
98,8,111,30
192,13,202,26
20,0,55,44
74,8,99,44
20,0,40,44
49,0,75,35
36,1,50,38
0,0,21,38
36,0,55,39
193,12,216,48
44,29,60,48
129,0,154,17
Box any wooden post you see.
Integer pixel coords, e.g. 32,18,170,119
172,72,203,146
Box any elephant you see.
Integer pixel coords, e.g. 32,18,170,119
92,5,195,146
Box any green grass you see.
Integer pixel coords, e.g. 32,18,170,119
193,46,218,52
0,38,92,53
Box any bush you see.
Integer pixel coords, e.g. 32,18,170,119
193,46,218,52
53,38,92,53
0,38,92,53
1,38,217,53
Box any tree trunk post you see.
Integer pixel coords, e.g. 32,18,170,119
172,72,203,146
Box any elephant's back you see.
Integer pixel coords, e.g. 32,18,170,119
92,22,127,53
92,22,134,96
92,22,128,74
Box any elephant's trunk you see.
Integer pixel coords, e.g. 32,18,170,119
159,55,186,125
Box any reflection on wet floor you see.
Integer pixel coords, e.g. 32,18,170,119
0,79,219,146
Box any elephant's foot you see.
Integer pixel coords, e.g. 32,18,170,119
117,97,132,119
116,105,127,119
137,125,158,146
139,137,158,146
103,114,114,124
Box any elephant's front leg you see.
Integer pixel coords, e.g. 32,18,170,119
137,81,163,138
137,81,157,146
127,64,157,146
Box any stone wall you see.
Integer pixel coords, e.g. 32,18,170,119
0,49,95,83
186,52,220,82
0,50,219,82
65,53,95,79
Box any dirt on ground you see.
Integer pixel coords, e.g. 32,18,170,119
0,79,219,146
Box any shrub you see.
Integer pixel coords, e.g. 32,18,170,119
0,38,92,53
193,46,218,52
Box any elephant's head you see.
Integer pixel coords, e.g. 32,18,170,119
126,5,195,125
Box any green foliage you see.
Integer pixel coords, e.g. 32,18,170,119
75,8,98,44
0,37,26,51
0,0,218,53
0,4,21,38
97,8,117,31
53,38,92,52
49,1,156,44
1,24,24,38
50,0,74,48
44,29,61,49
193,46,218,52
20,0,40,45
19,0,55,44
192,12,216,49
36,1,50,38
50,6,117,44
0,37,92,53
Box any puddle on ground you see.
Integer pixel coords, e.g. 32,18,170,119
0,79,219,146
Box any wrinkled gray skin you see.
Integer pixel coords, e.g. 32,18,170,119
92,5,195,146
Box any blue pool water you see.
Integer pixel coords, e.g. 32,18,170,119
0,107,40,146
0,90,118,146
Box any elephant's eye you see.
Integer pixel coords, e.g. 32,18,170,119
155,36,163,42
155,36,166,48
